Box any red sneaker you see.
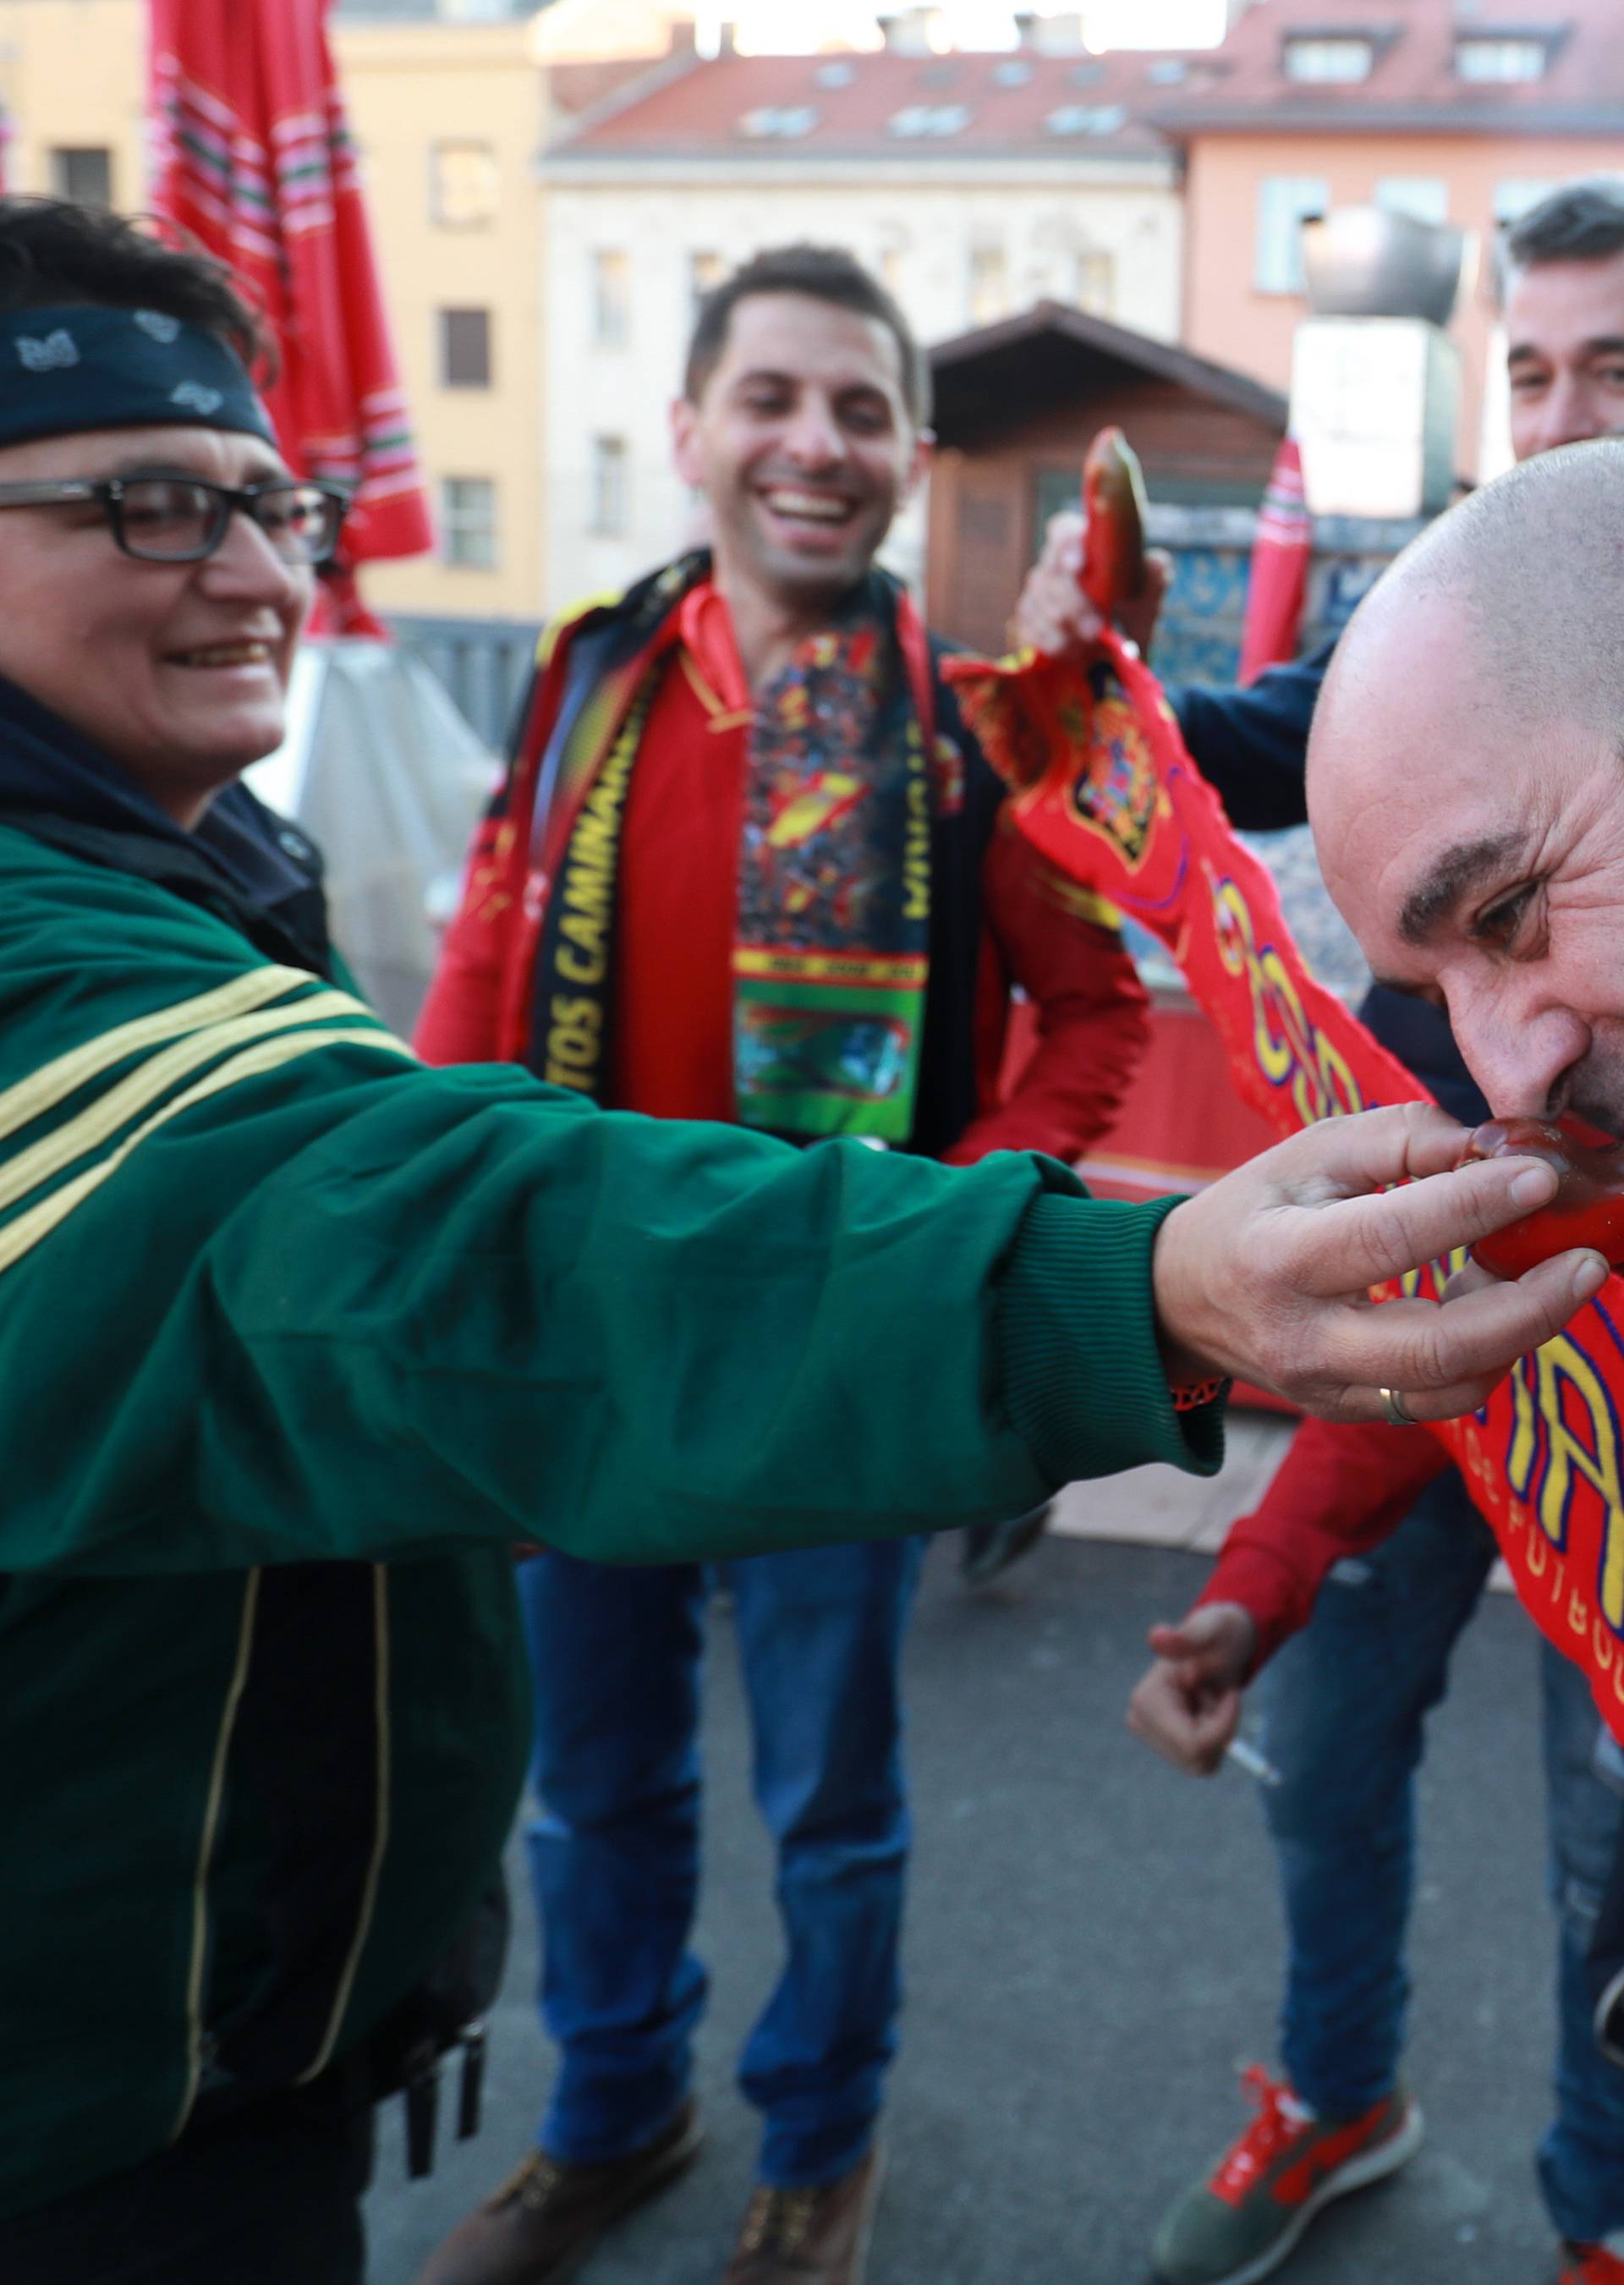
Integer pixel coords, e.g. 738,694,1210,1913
1561,2245,1624,2284
1152,2065,1424,2285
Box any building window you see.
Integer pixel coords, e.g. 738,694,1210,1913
592,251,631,350
1282,37,1374,84
590,437,628,536
968,245,1008,327
438,308,492,389
1495,178,1561,225
1254,175,1328,295
431,140,499,228
1044,103,1127,137
50,147,112,206
1456,36,1548,83
1374,177,1449,227
889,104,972,138
441,476,498,570
689,250,725,318
1071,248,1115,317
737,105,820,139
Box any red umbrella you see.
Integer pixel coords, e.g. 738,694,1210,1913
1237,437,1312,686
148,0,433,635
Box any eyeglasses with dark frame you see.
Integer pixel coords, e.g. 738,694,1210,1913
0,473,351,565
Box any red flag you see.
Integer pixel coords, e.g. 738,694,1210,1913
147,0,434,634
1237,438,1311,686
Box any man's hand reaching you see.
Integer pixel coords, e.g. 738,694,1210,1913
1008,508,1171,662
1149,1102,1610,1424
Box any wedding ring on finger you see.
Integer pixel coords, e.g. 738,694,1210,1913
1380,1385,1417,1427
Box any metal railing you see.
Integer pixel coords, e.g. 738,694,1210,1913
387,510,1425,751
386,612,542,752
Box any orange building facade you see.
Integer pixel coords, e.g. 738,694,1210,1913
1156,0,1624,481
1180,130,1623,478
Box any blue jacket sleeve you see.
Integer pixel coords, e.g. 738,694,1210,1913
1166,640,1336,832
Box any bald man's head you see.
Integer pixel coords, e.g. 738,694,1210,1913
1309,437,1624,1131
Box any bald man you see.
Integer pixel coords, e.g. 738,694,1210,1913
1020,178,1624,2285
1298,439,1624,2285
1308,442,1624,1119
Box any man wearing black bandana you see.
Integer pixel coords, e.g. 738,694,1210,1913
0,200,1596,2285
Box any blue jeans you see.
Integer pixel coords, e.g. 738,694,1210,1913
517,1539,924,2189
1259,1469,1624,2244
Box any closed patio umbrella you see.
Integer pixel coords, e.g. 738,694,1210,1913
1237,437,1312,686
148,0,433,634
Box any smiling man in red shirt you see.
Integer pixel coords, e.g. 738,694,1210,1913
413,244,1149,2285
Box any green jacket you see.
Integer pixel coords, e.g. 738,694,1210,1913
0,820,1220,2219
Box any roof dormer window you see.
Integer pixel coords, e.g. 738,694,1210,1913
1045,103,1127,136
1282,35,1375,83
737,106,820,140
888,103,972,137
1454,35,1550,82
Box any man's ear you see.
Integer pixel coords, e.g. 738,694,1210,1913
670,394,703,489
903,426,935,503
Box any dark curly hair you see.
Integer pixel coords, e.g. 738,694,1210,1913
684,242,929,428
0,196,270,374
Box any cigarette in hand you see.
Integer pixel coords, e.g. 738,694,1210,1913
1226,1737,1282,1788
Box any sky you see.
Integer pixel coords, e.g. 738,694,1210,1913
717,1,1231,55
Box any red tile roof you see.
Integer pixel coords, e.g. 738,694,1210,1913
1152,0,1624,134
549,46,1219,161
549,55,679,116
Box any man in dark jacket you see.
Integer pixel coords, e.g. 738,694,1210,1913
1017,174,1624,2285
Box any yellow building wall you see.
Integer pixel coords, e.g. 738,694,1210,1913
0,0,147,212
335,19,548,618
0,1,549,620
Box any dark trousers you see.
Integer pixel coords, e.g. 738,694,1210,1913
0,2069,374,2285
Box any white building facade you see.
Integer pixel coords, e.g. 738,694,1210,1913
540,140,1182,609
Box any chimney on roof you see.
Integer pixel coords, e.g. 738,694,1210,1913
690,8,738,58
1029,10,1088,52
881,8,939,55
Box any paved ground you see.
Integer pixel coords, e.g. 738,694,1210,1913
365,1434,1562,2285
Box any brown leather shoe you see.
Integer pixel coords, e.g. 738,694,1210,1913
409,2099,704,2285
719,2145,885,2285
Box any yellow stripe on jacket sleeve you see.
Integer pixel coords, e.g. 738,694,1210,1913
0,1024,415,1282
0,989,381,1217
0,964,316,1148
